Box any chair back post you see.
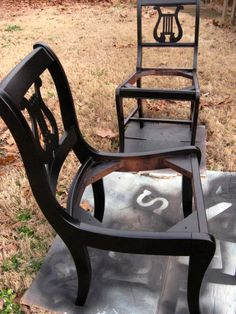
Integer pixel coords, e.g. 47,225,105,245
193,0,200,70
136,0,143,71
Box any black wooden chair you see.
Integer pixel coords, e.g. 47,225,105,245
116,0,201,152
0,43,215,313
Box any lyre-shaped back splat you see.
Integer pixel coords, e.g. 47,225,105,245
19,78,59,163
153,5,184,43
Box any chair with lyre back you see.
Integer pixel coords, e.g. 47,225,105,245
116,0,201,153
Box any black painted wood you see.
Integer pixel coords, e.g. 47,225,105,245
0,43,214,313
116,0,201,151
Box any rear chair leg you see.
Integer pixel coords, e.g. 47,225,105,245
93,179,105,222
137,78,144,128
115,90,125,152
182,175,193,218
191,99,200,145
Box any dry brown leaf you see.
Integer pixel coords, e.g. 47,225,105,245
95,128,118,139
146,99,166,112
0,213,10,223
6,136,15,146
213,19,224,28
3,143,18,153
11,221,22,229
80,200,93,212
0,155,16,166
120,13,127,19
4,243,18,254
113,42,134,49
23,186,31,198
201,97,233,107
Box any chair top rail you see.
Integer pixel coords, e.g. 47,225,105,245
140,0,198,6
0,47,53,105
141,42,195,47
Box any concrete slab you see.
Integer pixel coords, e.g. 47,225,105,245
21,171,236,314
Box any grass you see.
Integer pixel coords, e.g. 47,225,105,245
17,210,32,222
0,288,23,314
2,255,22,272
0,1,235,313
4,25,23,32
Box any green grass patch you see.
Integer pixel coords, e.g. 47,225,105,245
2,255,22,272
17,210,32,222
0,288,24,314
4,25,23,32
47,91,55,98
26,258,43,274
17,225,35,237
30,237,50,253
1,35,12,48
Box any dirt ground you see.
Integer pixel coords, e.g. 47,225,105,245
0,1,235,313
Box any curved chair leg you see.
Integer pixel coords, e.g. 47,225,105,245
68,244,92,306
92,179,105,222
187,248,215,314
182,175,193,218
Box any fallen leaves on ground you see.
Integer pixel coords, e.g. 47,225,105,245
145,99,168,112
112,42,134,49
201,97,234,107
80,200,93,212
0,155,16,167
95,128,118,139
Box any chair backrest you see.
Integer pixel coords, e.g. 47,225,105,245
137,0,200,70
0,43,91,226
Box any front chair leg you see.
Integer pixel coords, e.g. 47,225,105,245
187,247,215,314
92,179,105,222
67,244,92,306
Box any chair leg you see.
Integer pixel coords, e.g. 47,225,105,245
92,179,105,222
137,78,144,128
182,175,192,218
191,98,200,145
190,100,194,121
187,249,214,314
115,91,125,152
68,244,92,306
137,98,144,127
